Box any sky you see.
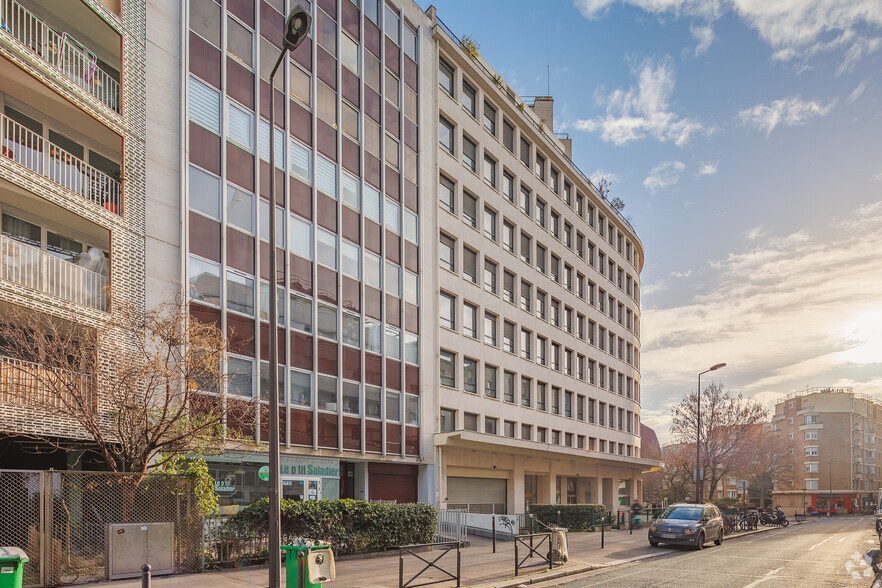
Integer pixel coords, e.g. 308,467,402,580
420,0,882,443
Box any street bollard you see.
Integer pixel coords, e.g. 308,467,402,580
492,516,496,554
557,511,561,527
529,514,535,556
629,511,632,535
601,514,605,549
141,564,151,588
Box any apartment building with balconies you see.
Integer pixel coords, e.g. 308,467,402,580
429,12,657,514
0,0,151,467
772,387,882,514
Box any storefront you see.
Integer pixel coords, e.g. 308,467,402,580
204,453,341,511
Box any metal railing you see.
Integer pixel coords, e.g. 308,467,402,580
0,354,94,410
514,532,552,577
0,234,109,310
435,509,467,544
1,112,121,214
398,542,460,588
0,0,120,112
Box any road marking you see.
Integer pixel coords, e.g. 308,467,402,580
741,567,782,588
809,537,833,551
839,537,847,542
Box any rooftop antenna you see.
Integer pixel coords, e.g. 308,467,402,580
547,65,550,95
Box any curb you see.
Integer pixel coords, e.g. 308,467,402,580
471,520,807,588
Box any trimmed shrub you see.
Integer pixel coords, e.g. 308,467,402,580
222,498,436,555
528,504,605,531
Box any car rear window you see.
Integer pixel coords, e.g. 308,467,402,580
660,506,702,521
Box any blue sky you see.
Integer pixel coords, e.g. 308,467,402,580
421,0,882,443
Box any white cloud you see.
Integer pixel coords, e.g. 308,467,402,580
644,160,686,193
574,57,705,146
690,23,716,55
589,169,620,185
573,0,882,71
847,79,870,103
876,170,882,181
669,269,694,278
640,200,882,438
744,225,764,240
738,95,836,136
696,161,718,176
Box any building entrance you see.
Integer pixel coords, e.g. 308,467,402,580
282,477,321,502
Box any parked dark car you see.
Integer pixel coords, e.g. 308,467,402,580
648,503,724,549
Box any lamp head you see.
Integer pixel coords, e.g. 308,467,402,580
710,362,726,371
283,6,311,52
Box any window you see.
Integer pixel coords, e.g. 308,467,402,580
805,446,819,456
520,232,532,264
316,228,337,270
503,171,515,203
317,304,337,341
536,290,546,320
503,221,515,254
440,291,456,330
535,199,546,227
520,280,532,312
522,424,532,441
463,302,477,338
342,312,360,347
386,390,401,421
485,417,498,435
805,431,819,440
535,152,545,181
440,175,455,213
805,463,819,473
290,293,312,333
484,259,498,293
520,186,531,216
440,350,456,387
503,270,515,303
484,102,497,135
463,192,478,228
484,154,497,187
439,116,454,154
503,120,515,152
440,233,456,272
503,320,516,354
464,412,478,431
463,247,478,283
484,312,498,346
521,376,532,407
189,256,221,306
536,243,546,273
503,370,515,402
440,408,456,433
462,137,477,172
317,374,337,412
462,81,476,117
551,386,560,415
537,336,547,365
484,207,497,241
520,328,532,360
228,102,255,152
226,271,255,316
439,58,454,96
520,137,530,167
463,357,477,393
227,356,254,397
485,365,497,398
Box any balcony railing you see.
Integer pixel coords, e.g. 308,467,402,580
0,0,120,112
1,112,121,214
0,354,94,410
0,234,109,311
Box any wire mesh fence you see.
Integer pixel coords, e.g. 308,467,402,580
0,469,202,586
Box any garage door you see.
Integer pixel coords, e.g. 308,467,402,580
369,463,418,503
447,477,506,513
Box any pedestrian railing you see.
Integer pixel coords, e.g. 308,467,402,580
514,532,553,577
435,509,467,544
398,542,460,588
0,0,120,112
1,112,121,213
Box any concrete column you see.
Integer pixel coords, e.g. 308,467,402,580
602,478,615,511
512,459,526,513
354,461,368,501
537,475,552,504
591,476,602,507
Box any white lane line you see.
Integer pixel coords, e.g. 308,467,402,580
809,537,833,551
741,567,783,588
839,537,847,542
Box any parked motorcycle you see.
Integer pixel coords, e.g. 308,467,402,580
863,549,882,588
774,506,790,527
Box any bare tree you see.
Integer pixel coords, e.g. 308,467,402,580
737,425,796,508
660,443,695,503
670,383,767,502
596,177,612,198
0,296,256,474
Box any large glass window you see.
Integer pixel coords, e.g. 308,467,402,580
290,370,311,407
290,293,312,333
342,312,361,347
188,256,221,306
440,292,456,330
227,356,254,397
316,228,337,269
462,81,476,117
342,381,360,415
316,156,337,199
189,75,221,134
317,304,337,341
318,375,338,411
291,140,312,185
226,184,254,234
226,271,254,315
189,165,221,219
341,240,360,279
440,350,456,387
228,102,255,152
365,385,382,419
439,58,454,96
462,137,476,172
439,116,454,154
463,357,477,393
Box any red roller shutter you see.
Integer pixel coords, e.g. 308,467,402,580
368,463,418,503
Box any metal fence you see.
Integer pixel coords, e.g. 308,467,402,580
434,509,467,544
0,469,202,587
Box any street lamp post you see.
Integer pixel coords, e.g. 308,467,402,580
696,363,726,503
267,7,311,588
828,461,833,516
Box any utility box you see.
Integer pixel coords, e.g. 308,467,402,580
106,523,174,580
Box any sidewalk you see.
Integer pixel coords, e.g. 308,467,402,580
95,521,804,588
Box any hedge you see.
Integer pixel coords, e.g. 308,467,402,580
222,498,437,555
528,504,606,530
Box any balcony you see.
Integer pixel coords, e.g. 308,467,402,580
0,353,94,410
1,112,120,213
0,0,119,112
0,233,108,311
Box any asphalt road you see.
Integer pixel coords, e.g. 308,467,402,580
550,515,882,587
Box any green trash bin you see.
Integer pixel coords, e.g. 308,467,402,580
0,547,28,588
281,544,332,588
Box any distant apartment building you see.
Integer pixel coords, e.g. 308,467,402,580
0,0,153,465
430,12,654,513
771,387,881,513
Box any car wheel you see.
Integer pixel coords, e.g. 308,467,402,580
714,529,723,545
649,540,659,547
695,532,704,550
